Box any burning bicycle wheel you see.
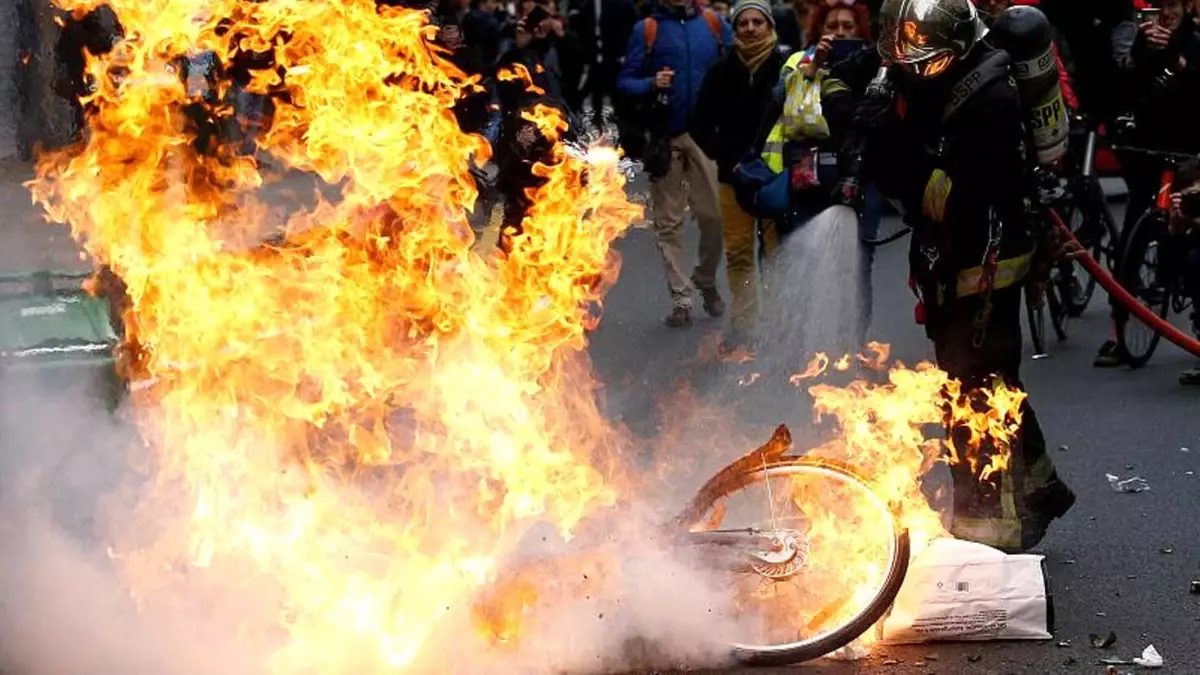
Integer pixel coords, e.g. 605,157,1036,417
674,429,909,667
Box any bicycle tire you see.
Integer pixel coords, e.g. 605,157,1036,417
1060,183,1108,316
675,432,909,667
1116,209,1171,368
1047,279,1068,342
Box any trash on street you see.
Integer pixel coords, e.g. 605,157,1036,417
1133,644,1164,668
1106,473,1151,493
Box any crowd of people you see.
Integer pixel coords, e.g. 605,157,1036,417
49,0,1200,553
429,0,1200,552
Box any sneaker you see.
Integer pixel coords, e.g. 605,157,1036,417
698,286,725,318
1093,340,1128,368
1180,366,1200,386
664,305,691,328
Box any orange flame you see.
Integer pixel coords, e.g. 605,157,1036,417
789,352,829,384
29,2,1030,666
30,0,639,670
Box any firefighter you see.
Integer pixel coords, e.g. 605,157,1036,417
842,0,1074,552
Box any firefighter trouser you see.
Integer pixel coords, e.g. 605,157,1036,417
927,286,1075,552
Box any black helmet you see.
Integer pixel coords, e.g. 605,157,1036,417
878,0,988,78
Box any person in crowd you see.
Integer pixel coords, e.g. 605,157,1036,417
689,0,785,342
463,0,505,65
711,0,732,19
493,5,577,251
773,0,820,53
53,4,124,142
571,0,641,131
1167,159,1200,384
1035,0,1135,120
750,0,877,342
849,0,1075,551
617,0,732,327
533,0,589,112
438,14,493,136
1095,0,1200,366
214,8,284,157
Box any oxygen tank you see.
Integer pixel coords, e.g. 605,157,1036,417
987,6,1069,165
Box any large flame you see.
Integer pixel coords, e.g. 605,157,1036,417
29,0,1028,670
30,0,638,670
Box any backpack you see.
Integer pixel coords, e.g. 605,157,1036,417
619,10,727,161
641,10,728,61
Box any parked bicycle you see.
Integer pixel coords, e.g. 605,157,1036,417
1110,146,1199,368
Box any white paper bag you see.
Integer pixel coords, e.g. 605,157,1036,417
878,538,1052,644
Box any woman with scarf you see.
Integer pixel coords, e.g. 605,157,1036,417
689,0,785,344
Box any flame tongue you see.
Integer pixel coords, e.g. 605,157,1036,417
32,0,638,670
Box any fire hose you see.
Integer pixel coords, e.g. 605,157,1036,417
1046,208,1200,359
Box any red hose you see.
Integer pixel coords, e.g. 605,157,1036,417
1048,209,1200,358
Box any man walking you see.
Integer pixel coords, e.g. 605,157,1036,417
617,0,730,327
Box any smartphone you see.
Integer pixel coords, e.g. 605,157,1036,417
1136,7,1161,24
1179,190,1200,219
829,37,866,64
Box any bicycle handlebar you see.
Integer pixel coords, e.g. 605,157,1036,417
1109,145,1199,163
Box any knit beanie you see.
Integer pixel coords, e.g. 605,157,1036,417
730,0,775,27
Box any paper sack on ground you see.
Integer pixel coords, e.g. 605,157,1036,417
877,538,1053,644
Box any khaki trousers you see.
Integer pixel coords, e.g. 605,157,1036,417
718,184,758,333
649,133,724,309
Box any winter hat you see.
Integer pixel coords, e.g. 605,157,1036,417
731,0,775,27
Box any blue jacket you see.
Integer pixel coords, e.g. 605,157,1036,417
616,3,731,137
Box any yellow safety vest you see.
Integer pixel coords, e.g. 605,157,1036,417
761,52,850,174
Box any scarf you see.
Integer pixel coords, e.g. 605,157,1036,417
735,33,777,75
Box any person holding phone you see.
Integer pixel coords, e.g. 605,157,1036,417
1094,0,1200,366
761,0,881,344
1164,159,1200,385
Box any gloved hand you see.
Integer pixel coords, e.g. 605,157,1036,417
852,81,894,134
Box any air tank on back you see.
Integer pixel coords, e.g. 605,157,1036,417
987,5,1069,165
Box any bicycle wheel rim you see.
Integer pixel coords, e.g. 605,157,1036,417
1118,211,1169,367
679,458,908,665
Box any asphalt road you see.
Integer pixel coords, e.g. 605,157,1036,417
1,160,1197,674
589,191,1200,674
